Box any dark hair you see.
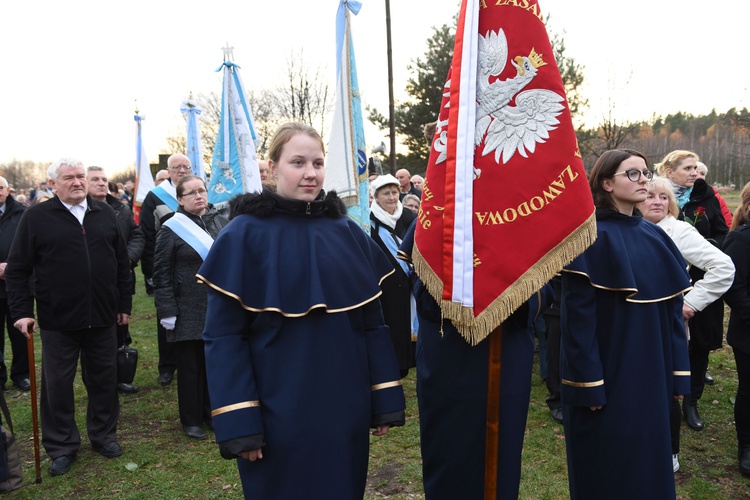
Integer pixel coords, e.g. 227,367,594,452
175,175,206,197
589,149,650,211
732,181,750,230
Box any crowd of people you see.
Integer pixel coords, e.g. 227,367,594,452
2,126,750,498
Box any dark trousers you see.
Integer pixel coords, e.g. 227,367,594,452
174,340,211,427
687,343,710,404
0,297,28,385
544,313,561,411
157,320,177,376
40,326,119,459
734,348,750,448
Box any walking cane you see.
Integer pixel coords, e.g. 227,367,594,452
26,330,42,484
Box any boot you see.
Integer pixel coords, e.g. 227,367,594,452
683,402,704,431
739,445,750,476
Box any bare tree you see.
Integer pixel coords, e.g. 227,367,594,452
0,160,49,189
267,50,333,134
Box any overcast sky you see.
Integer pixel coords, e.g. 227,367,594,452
1,0,747,175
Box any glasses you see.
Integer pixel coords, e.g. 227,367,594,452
168,164,191,171
181,189,207,199
613,169,654,182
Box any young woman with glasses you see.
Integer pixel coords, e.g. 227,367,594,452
560,149,691,499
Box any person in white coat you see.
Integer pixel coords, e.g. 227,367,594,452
640,175,735,472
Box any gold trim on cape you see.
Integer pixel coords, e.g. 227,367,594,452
196,269,393,317
371,380,403,391
211,400,260,417
673,371,690,376
561,378,604,388
561,269,693,303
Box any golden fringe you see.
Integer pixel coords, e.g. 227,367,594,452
413,212,597,346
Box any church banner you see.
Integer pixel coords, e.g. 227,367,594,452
414,0,596,344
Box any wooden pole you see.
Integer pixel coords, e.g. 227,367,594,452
27,332,42,483
484,326,503,500
384,0,396,175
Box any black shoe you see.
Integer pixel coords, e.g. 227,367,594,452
117,383,139,394
158,372,174,386
683,403,704,431
13,378,31,391
93,441,123,458
182,425,207,440
739,446,750,476
705,373,715,385
550,408,563,423
50,455,75,476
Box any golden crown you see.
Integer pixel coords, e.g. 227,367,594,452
528,48,547,69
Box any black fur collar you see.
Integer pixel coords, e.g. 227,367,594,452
229,188,347,220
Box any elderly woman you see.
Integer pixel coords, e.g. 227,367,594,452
402,193,420,213
640,176,735,471
657,150,729,431
153,175,228,440
198,123,404,498
369,174,417,377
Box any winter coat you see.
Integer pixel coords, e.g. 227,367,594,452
0,196,26,297
723,223,750,355
153,206,228,342
5,195,132,330
679,178,730,350
106,194,144,295
370,208,416,376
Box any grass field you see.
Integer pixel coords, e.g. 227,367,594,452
4,212,750,498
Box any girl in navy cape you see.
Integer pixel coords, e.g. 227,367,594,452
561,149,692,499
198,123,406,499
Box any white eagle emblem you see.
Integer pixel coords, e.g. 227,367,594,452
475,29,565,164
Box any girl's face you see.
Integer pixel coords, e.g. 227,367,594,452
270,134,325,202
602,155,650,214
375,185,400,215
642,187,669,224
668,157,698,187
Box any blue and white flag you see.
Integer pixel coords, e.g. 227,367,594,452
181,98,205,182
208,57,262,208
324,0,369,232
133,111,155,223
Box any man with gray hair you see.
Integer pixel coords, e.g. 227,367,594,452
139,154,188,386
5,158,132,476
0,175,29,392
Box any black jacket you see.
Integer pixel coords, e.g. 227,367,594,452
370,208,417,376
0,196,26,297
5,195,132,330
153,206,228,342
723,223,750,354
680,178,730,350
140,181,177,278
106,193,144,266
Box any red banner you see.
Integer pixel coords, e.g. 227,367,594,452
414,0,596,344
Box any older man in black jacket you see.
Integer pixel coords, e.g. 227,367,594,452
5,158,132,477
0,176,29,392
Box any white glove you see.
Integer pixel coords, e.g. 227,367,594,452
160,316,177,330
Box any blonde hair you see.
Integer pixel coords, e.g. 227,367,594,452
732,181,750,230
645,176,680,218
655,150,699,177
268,122,324,164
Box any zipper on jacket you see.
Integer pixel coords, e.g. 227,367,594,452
306,202,311,215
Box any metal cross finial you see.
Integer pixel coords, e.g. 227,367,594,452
222,43,235,62
134,99,139,115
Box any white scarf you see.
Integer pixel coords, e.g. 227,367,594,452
370,199,403,229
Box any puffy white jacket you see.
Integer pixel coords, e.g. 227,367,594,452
657,215,735,312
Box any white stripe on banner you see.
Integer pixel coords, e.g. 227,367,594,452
452,0,479,307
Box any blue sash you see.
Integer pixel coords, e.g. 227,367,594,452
163,213,214,260
151,182,178,211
